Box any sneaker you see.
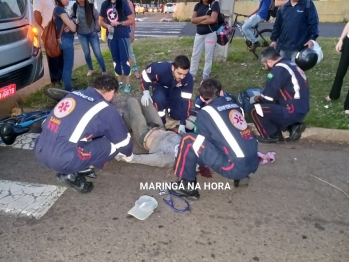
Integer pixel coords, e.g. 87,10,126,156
56,173,94,193
124,84,131,94
248,41,260,52
286,122,306,142
118,82,123,90
87,70,94,76
168,179,200,200
325,95,331,102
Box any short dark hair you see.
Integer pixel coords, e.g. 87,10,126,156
259,47,281,63
172,55,190,70
199,78,222,101
93,75,119,93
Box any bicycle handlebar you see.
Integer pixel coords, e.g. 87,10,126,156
233,13,249,18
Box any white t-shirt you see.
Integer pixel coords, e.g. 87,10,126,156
33,0,56,28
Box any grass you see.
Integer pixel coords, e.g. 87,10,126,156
22,36,349,129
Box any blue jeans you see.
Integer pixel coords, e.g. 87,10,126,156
279,50,298,62
242,14,265,43
78,32,106,72
59,37,74,91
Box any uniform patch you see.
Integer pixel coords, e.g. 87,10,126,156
267,73,274,79
229,110,247,131
54,98,76,118
106,8,118,22
146,67,152,73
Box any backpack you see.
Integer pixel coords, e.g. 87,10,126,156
41,18,64,58
236,87,263,116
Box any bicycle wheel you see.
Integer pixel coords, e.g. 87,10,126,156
255,29,272,47
44,87,70,102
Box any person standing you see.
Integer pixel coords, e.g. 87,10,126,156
33,0,63,87
70,0,107,76
241,0,271,52
270,0,319,62
53,0,77,91
99,0,135,93
189,0,220,82
127,0,140,80
325,22,349,115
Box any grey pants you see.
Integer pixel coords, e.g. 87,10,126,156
122,97,164,148
190,31,217,80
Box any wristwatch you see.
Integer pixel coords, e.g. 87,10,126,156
118,21,123,26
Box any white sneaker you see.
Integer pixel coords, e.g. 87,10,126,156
87,70,94,76
325,95,331,102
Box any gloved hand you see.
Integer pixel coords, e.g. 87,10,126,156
123,153,134,162
178,124,186,134
141,90,152,106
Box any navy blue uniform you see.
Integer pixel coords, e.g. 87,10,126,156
194,91,236,112
140,61,194,125
271,0,319,52
251,59,309,137
34,87,133,174
174,96,259,181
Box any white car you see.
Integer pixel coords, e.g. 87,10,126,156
164,3,175,13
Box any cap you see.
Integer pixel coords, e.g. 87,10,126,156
127,195,158,220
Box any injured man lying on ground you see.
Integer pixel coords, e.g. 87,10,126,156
112,96,196,168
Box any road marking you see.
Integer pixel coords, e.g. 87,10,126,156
0,180,66,219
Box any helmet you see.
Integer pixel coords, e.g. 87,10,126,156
295,40,323,71
185,110,197,131
295,47,318,71
0,123,29,145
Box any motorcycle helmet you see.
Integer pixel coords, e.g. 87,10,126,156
0,123,29,145
295,47,318,71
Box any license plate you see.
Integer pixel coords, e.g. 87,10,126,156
0,84,16,101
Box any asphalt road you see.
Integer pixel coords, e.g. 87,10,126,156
0,140,349,261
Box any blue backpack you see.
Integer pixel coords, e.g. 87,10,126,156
236,87,263,115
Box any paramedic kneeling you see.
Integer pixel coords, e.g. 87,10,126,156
34,75,133,193
169,78,259,199
251,47,309,143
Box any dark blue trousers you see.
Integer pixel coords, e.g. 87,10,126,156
152,84,187,123
250,103,306,138
174,133,259,181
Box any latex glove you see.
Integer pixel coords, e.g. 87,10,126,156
141,90,152,106
178,124,186,134
123,153,134,162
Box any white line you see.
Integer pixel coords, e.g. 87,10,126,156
134,34,178,38
0,180,66,219
135,30,181,34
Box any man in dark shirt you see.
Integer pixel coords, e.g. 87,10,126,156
270,0,319,62
140,55,193,135
251,47,309,143
34,75,133,193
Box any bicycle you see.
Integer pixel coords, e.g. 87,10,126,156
231,13,273,59
0,87,70,146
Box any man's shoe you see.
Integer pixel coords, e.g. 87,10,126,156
286,122,306,142
56,173,94,193
78,168,97,179
234,176,250,188
168,179,200,200
248,41,260,52
257,130,284,144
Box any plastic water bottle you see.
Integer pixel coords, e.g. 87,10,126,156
108,27,114,40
